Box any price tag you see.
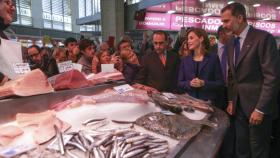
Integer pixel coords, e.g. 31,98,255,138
13,63,31,74
113,84,134,94
73,63,82,72
57,61,73,73
101,64,114,73
0,144,36,158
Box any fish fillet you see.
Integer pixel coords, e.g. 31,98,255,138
0,125,24,146
0,69,54,97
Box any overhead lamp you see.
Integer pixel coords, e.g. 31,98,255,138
202,13,212,17
167,10,176,14
277,6,280,10
227,1,234,4
200,0,207,2
262,18,271,21
253,4,261,7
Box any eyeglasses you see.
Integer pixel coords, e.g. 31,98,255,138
29,52,40,58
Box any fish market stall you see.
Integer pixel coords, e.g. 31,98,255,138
0,83,229,158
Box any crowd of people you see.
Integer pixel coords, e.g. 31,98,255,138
1,0,280,158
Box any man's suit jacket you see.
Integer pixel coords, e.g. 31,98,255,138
134,50,180,92
178,52,224,103
227,26,280,118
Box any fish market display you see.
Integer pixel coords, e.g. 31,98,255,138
50,89,150,111
53,70,89,90
0,125,23,146
0,69,54,97
16,110,71,144
151,93,214,113
135,112,203,140
87,70,124,85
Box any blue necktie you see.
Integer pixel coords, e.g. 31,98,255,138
234,37,240,67
221,46,227,82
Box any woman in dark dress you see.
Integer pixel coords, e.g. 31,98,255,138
178,28,224,105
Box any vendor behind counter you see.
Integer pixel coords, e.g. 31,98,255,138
0,0,16,85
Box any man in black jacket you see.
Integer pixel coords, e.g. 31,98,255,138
0,0,15,85
134,30,180,92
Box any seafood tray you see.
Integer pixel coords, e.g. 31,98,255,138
0,83,229,158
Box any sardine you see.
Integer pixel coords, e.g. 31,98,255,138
126,144,148,153
132,139,147,146
123,148,146,158
93,133,113,147
111,120,134,124
82,118,107,125
125,135,149,143
148,145,168,153
93,147,99,158
66,150,80,158
98,147,106,158
120,143,131,157
54,125,65,155
67,141,87,152
78,131,90,149
151,148,168,155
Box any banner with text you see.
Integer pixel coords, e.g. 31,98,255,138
136,12,280,36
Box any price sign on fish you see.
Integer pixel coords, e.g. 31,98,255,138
13,63,31,74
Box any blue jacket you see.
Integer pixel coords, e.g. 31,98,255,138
178,52,224,103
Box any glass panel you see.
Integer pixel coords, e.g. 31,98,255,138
21,16,32,26
64,23,72,31
53,21,63,30
43,20,52,28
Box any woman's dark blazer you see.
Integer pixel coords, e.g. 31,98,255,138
178,52,224,103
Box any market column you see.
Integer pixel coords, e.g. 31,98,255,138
100,0,124,43
31,0,43,28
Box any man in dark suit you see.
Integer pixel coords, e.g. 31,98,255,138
134,30,180,92
221,3,280,158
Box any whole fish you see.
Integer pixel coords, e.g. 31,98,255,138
135,112,202,140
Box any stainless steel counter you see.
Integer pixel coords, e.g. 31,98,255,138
0,83,229,158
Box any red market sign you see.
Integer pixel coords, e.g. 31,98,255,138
136,12,280,36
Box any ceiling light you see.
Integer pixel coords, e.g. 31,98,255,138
262,18,271,21
253,4,261,7
200,0,207,2
202,13,212,17
277,6,280,10
167,10,176,14
227,1,234,4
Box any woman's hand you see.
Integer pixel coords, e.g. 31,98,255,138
190,78,205,88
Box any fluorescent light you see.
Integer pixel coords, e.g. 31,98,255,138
277,6,280,10
253,4,261,7
200,0,207,2
262,18,271,21
202,13,212,17
167,10,176,14
227,1,234,4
